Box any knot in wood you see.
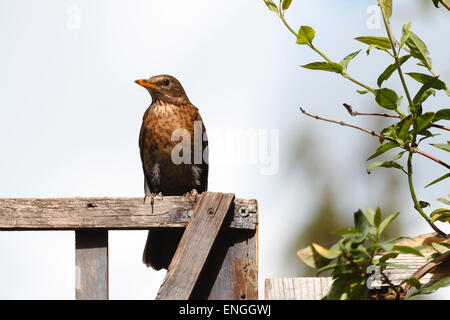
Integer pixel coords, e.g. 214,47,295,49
207,208,215,216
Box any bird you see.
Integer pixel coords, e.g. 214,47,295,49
135,74,209,270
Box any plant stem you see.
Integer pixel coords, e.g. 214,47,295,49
378,1,446,235
379,3,413,117
407,152,446,235
342,73,376,94
278,13,375,94
279,13,298,38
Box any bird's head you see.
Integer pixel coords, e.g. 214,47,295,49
135,74,191,105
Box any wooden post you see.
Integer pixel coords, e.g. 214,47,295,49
75,230,108,300
156,192,235,300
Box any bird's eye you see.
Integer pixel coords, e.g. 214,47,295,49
163,79,170,86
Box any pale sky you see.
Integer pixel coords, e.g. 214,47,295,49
0,0,448,299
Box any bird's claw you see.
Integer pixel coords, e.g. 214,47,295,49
144,192,163,214
184,189,199,203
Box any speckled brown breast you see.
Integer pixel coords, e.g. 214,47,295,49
139,101,208,195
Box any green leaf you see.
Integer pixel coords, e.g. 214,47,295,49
296,26,315,45
399,22,412,49
281,0,292,10
375,88,400,110
425,173,450,188
355,36,391,49
401,277,422,289
367,160,403,174
432,0,440,8
430,208,450,223
353,209,369,243
379,252,399,263
378,262,410,269
356,90,369,95
366,141,399,161
316,263,340,276
374,208,382,228
381,0,392,19
437,198,450,206
339,50,361,71
413,77,442,107
378,211,400,235
301,62,343,73
416,112,435,132
365,207,376,227
377,55,411,87
431,242,450,254
406,276,450,299
327,275,368,300
418,201,430,209
311,243,342,260
434,109,450,122
399,117,413,140
406,31,432,69
333,228,358,235
392,151,406,161
263,0,278,13
393,245,424,257
430,143,450,153
406,73,447,90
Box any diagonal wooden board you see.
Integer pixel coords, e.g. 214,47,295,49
156,192,235,300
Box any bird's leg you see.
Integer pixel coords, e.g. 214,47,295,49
144,193,160,214
184,189,199,203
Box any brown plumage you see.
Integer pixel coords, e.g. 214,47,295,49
136,74,208,270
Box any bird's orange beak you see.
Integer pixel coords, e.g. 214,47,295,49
135,79,157,88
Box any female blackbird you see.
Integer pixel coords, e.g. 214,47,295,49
135,74,208,270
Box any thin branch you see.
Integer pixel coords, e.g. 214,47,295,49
343,103,399,119
439,0,450,11
300,107,396,143
343,104,450,132
380,271,402,300
299,107,450,171
429,123,450,131
412,147,450,170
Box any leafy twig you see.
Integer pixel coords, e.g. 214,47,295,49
343,103,450,131
278,12,376,94
300,107,450,171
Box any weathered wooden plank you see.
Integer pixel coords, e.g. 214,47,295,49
265,253,450,300
75,230,108,300
0,197,256,230
191,228,258,300
265,277,332,300
371,253,450,287
156,192,235,300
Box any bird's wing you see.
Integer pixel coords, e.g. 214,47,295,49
139,113,153,195
195,111,209,192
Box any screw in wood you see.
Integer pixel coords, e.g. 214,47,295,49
238,207,249,217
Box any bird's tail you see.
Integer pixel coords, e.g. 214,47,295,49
142,228,184,270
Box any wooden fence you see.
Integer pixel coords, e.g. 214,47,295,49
0,192,258,300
